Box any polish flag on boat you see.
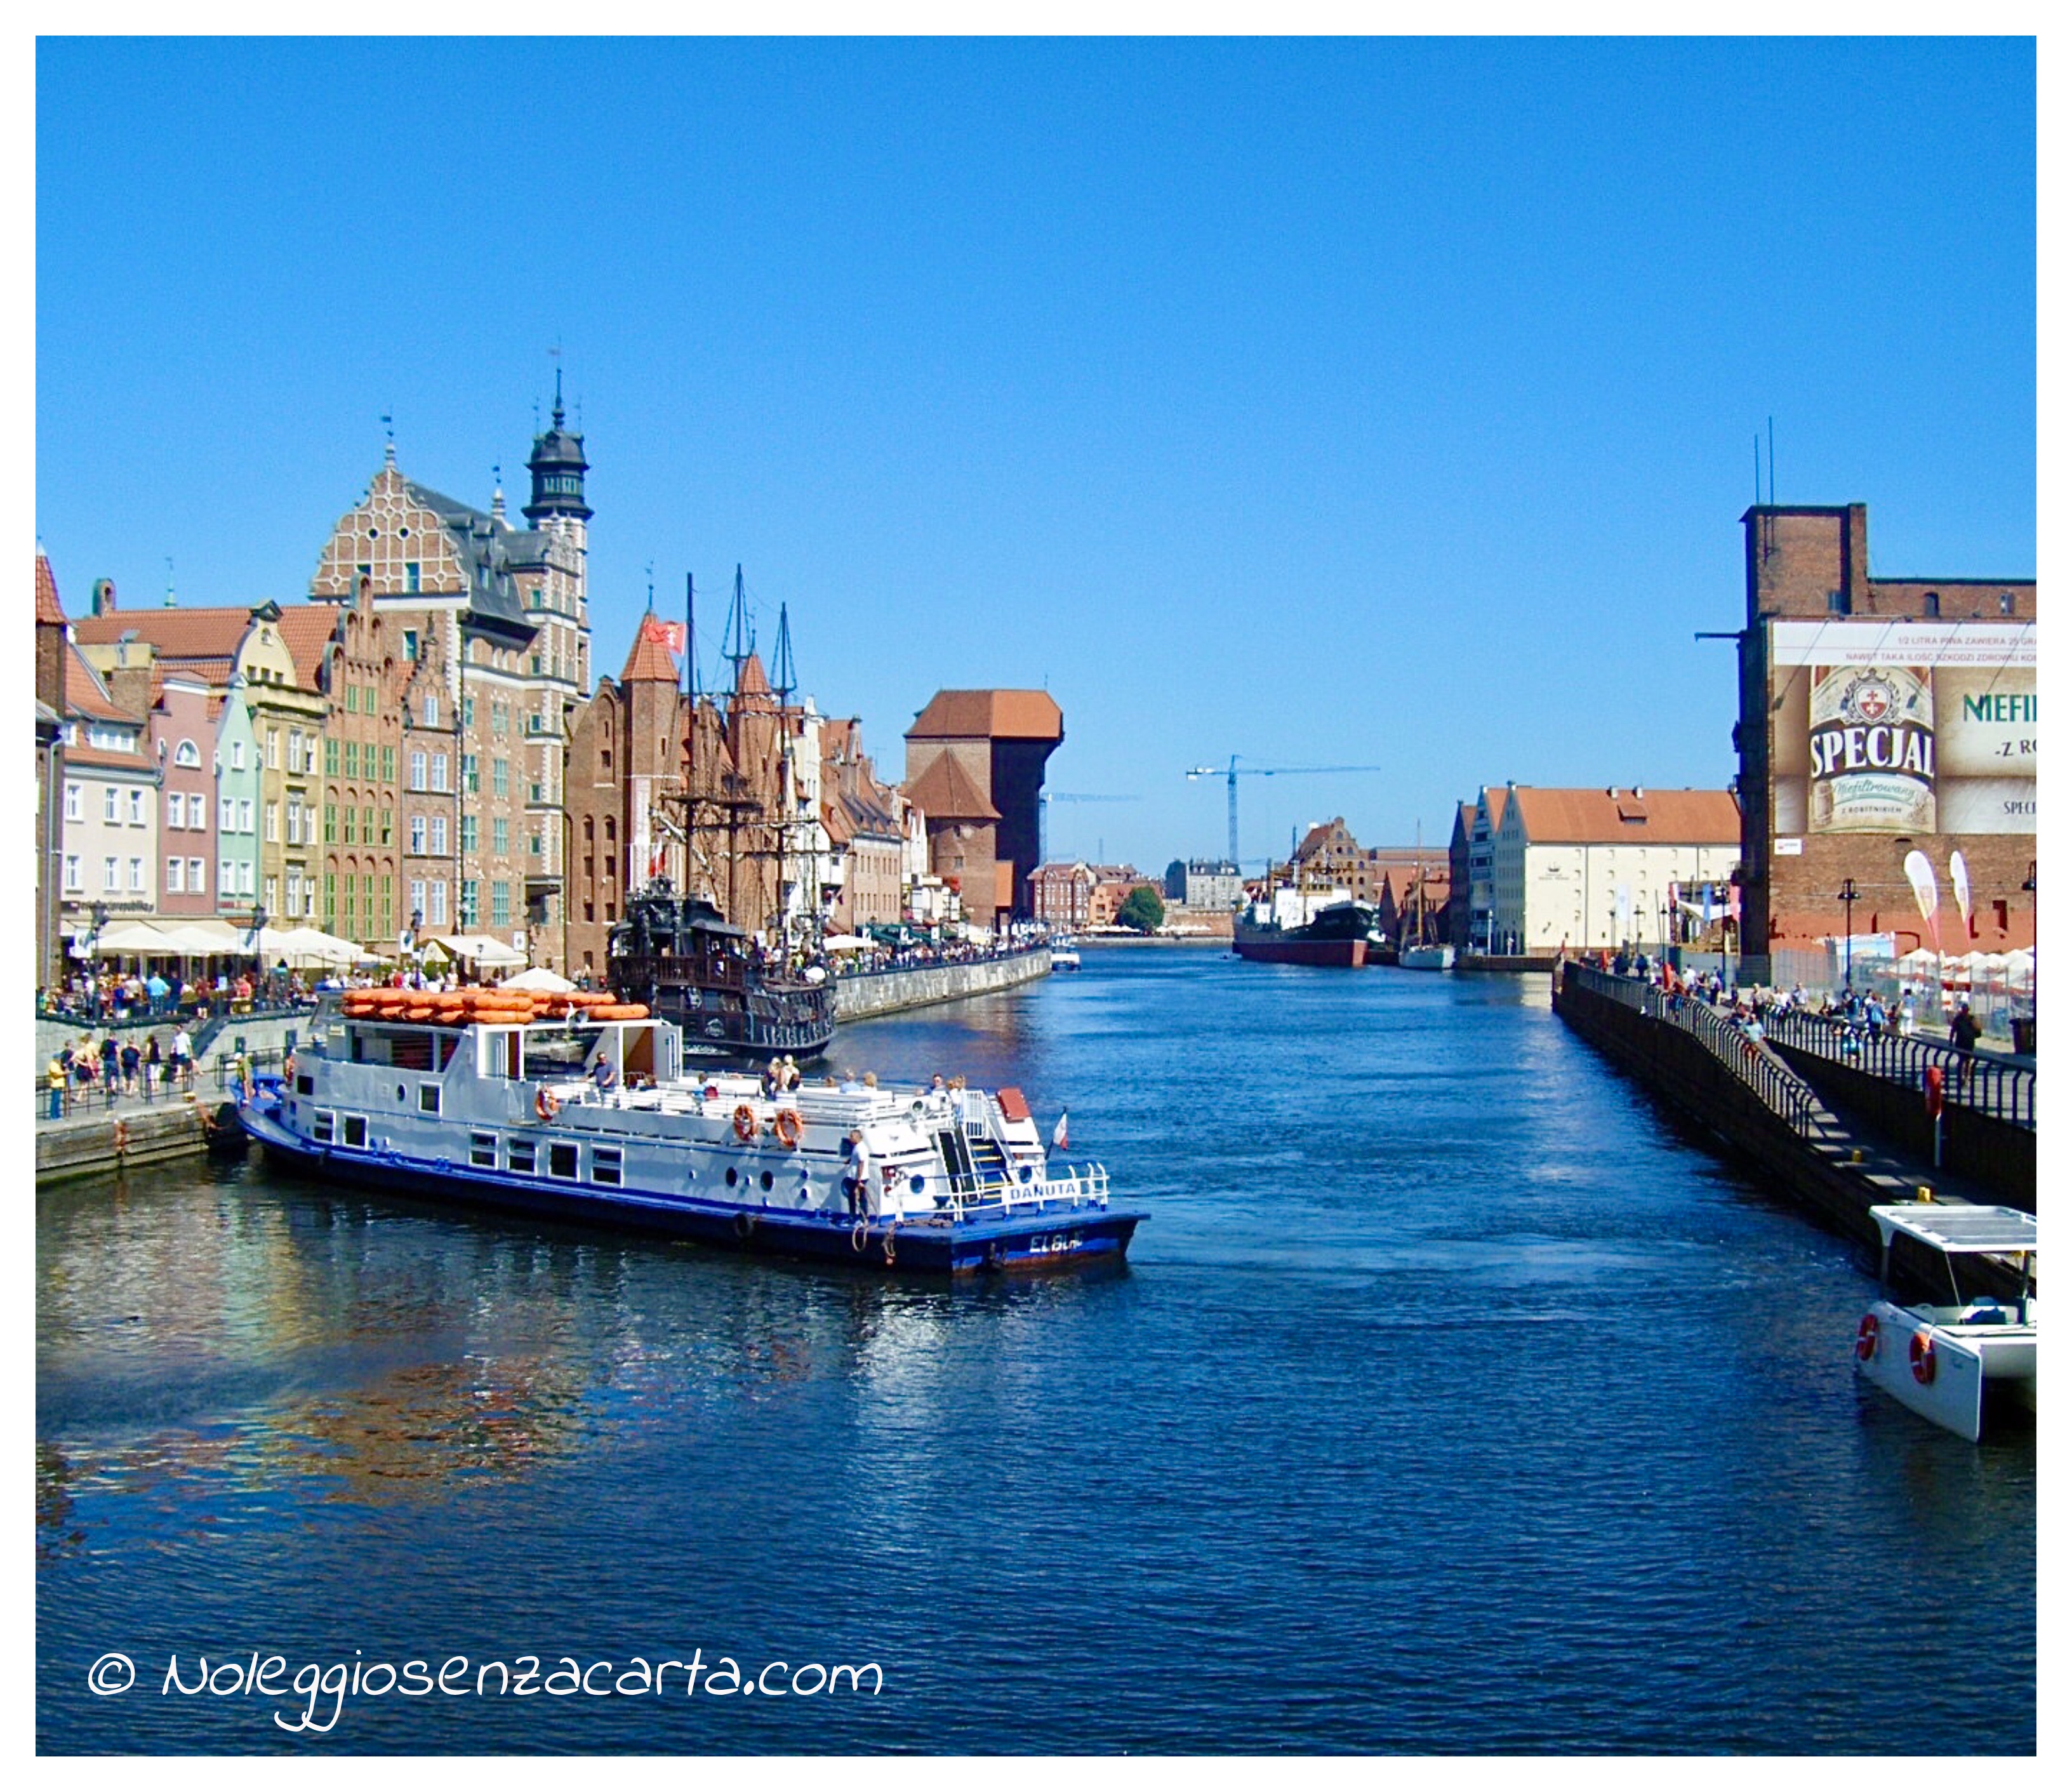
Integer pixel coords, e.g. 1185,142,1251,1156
1053,1111,1069,1150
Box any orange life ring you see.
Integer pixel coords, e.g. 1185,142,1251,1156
773,1108,803,1149
1855,1314,1880,1362
1908,1330,1937,1385
732,1103,759,1143
535,1087,559,1122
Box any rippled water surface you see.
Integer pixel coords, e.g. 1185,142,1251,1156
37,952,2035,1753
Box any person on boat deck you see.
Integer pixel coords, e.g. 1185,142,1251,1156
591,1054,618,1093
841,1129,872,1218
780,1054,801,1091
760,1057,783,1097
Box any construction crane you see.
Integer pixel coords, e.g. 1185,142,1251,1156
1184,757,1386,865
1039,792,1139,864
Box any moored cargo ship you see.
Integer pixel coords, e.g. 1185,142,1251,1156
1231,889,1375,967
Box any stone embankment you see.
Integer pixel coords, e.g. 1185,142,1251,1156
1553,965,2036,1261
833,947,1051,1020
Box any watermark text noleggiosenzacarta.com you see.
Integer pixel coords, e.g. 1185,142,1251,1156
84,1649,884,1734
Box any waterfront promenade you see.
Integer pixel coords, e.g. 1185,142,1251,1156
1554,963,2036,1249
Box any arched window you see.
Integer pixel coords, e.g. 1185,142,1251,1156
174,740,201,767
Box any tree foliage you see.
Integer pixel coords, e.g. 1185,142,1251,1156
1117,885,1166,933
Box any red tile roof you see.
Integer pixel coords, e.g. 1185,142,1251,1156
36,552,66,625
1506,786,1740,845
905,752,999,821
72,606,255,660
274,604,343,686
65,644,135,722
907,689,1063,741
620,623,680,684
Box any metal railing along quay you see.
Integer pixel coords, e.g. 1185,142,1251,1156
1564,964,1821,1139
1759,1006,2035,1131
33,1047,291,1124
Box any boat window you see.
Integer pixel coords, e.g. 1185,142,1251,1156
295,1075,314,1096
312,1110,335,1145
418,1085,441,1115
508,1138,536,1174
342,1115,369,1149
592,1146,622,1187
548,1143,578,1180
522,1032,594,1082
389,1033,435,1073
469,1132,496,1168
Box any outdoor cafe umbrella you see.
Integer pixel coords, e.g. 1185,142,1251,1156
500,965,576,992
428,933,527,970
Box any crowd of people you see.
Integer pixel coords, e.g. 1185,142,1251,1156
38,966,317,1027
1595,947,1993,1058
44,1025,198,1117
828,927,1051,978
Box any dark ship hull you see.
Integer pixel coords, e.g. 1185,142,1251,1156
608,881,836,1063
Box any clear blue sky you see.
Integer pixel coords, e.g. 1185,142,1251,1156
36,37,2035,872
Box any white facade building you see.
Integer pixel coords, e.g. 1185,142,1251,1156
1491,785,1741,954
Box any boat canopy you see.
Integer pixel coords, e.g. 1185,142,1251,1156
1869,1204,2037,1256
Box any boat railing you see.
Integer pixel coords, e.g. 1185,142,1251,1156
1566,964,1821,1139
931,1164,1110,1221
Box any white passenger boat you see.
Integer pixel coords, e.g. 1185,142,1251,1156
1855,1202,2036,1441
237,988,1141,1274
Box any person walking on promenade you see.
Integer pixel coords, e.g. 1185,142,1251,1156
100,1035,121,1105
1949,1000,1983,1054
144,1033,163,1101
120,1037,142,1097
171,1025,194,1091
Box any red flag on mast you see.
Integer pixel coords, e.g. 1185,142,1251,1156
1052,1111,1070,1151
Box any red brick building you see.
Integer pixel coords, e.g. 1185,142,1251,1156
904,689,1063,927
1732,504,2036,972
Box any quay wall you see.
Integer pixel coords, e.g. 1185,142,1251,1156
37,1099,223,1185
1554,971,1919,1252
832,948,1051,1022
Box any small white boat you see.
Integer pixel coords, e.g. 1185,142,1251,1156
1856,1202,2036,1441
1050,937,1082,970
1398,944,1456,971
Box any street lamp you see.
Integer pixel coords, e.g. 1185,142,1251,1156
1836,878,1861,990
85,899,109,1018
251,903,268,1000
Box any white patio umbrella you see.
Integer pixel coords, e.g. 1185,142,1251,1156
430,933,527,969
820,933,875,951
500,965,576,992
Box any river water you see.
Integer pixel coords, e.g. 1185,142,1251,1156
36,950,2035,1753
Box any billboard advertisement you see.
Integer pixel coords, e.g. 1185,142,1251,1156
1769,621,2035,837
